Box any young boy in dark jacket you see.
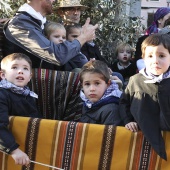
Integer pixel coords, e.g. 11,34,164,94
79,60,122,125
119,33,170,160
0,53,42,166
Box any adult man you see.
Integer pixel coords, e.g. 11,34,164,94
3,0,97,69
56,0,87,25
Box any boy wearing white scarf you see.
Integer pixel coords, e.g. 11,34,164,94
0,53,41,166
119,33,170,160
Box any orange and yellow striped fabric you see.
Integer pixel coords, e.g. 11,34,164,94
0,116,170,170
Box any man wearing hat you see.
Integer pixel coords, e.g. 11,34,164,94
3,0,97,70
57,0,88,25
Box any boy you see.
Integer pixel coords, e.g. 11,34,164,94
79,60,122,125
119,33,170,160
0,53,41,165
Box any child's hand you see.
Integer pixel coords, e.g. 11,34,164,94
125,122,138,132
11,148,30,166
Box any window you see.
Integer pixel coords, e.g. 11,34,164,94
147,13,154,28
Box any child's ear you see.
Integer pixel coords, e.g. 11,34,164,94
29,72,32,82
0,71,5,79
107,79,111,87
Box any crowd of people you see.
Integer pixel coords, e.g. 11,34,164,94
0,0,170,166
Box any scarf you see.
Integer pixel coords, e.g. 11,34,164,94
18,3,46,29
0,79,38,98
139,68,170,83
80,80,122,108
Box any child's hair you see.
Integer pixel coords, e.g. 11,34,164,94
44,22,65,39
141,33,170,59
65,23,82,39
1,53,32,71
115,43,134,57
80,60,110,84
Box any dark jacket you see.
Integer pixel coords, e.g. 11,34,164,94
111,61,137,81
81,42,111,65
0,88,41,154
119,73,170,160
79,96,122,125
3,11,81,70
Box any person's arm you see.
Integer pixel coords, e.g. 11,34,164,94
119,77,135,125
0,90,30,165
4,15,97,66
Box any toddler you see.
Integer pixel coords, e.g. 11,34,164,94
111,43,137,87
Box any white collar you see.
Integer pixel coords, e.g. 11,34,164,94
18,3,46,29
117,62,131,70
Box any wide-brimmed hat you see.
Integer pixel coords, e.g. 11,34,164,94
57,0,88,11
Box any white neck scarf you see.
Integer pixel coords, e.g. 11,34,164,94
18,3,46,29
140,68,170,83
0,79,38,98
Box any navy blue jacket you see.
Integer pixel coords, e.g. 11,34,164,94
79,96,122,125
0,88,41,154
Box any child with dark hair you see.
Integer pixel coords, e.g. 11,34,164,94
66,23,82,41
79,60,122,125
0,53,42,165
119,33,170,160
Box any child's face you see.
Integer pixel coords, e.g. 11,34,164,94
158,13,170,28
49,29,66,44
67,28,81,41
144,44,170,75
1,59,32,87
82,73,109,103
117,47,131,65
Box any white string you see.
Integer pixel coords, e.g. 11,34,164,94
30,160,64,170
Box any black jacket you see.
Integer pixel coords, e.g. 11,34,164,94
119,73,170,160
0,88,41,154
79,96,122,125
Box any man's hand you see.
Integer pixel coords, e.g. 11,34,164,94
77,18,98,46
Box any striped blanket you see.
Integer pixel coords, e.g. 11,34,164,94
0,116,170,170
29,69,82,120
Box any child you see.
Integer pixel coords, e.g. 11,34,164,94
79,60,122,125
66,23,82,41
111,43,137,87
44,22,66,44
44,22,88,71
0,53,42,165
119,33,170,160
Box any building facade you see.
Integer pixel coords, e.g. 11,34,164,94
141,0,169,29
